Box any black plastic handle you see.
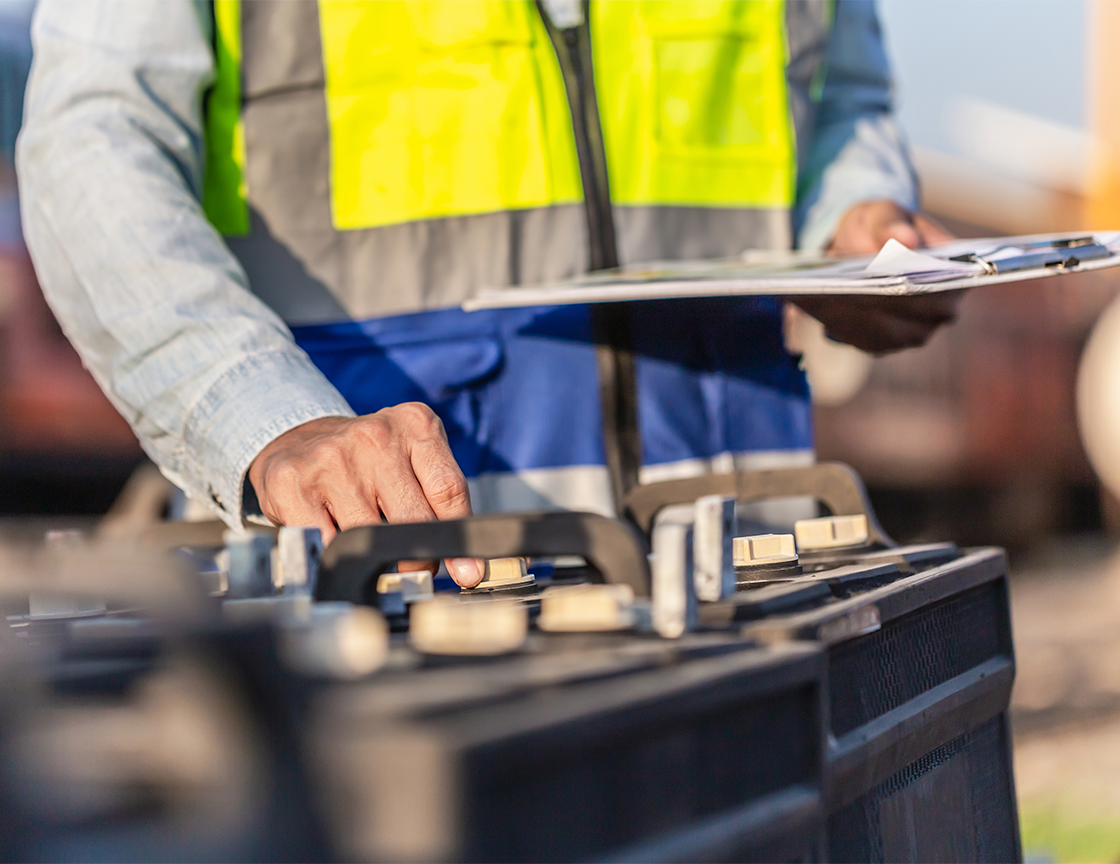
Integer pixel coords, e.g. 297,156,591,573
624,462,894,548
316,510,652,603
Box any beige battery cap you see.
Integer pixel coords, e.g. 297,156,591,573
794,514,869,550
538,583,636,632
409,596,528,655
474,557,535,588
733,533,798,567
376,570,434,603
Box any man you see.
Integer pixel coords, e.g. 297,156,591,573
17,0,954,587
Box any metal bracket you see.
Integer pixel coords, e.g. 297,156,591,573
623,462,895,548
316,510,652,604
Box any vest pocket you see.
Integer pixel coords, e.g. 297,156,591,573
383,337,504,403
654,36,782,151
594,0,795,208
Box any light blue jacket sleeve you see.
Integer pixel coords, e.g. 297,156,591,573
16,0,355,526
795,0,921,252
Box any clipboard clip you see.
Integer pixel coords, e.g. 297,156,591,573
949,237,1110,275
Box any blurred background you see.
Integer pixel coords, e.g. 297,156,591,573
837,3,1120,860
0,0,1118,860
0,0,144,523
817,0,1117,551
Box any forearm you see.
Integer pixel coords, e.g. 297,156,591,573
17,0,353,524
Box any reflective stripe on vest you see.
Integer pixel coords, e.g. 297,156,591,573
202,0,247,235
203,0,832,323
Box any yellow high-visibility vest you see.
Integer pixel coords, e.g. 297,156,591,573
201,1,830,324
207,0,796,232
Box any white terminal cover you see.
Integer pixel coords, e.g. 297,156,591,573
693,495,736,602
222,528,274,597
376,570,434,602
410,596,528,655
281,602,388,679
539,583,636,632
651,520,697,639
794,514,869,550
277,525,323,592
733,533,798,567
31,531,107,617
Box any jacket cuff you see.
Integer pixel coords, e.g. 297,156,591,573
180,349,355,527
796,115,921,253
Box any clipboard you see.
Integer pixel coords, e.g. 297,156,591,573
461,232,1120,311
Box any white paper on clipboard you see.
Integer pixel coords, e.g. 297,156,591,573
462,232,1120,311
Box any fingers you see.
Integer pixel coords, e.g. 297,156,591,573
389,406,483,586
853,306,956,353
882,211,954,250
397,404,473,522
882,219,921,249
447,558,485,588
914,213,955,247
862,316,939,354
366,451,440,576
360,404,479,585
336,408,434,525
804,293,963,354
359,444,480,587
250,453,340,546
305,455,379,536
823,314,929,354
828,201,958,256
247,408,484,586
829,200,914,255
910,291,963,324
269,496,339,547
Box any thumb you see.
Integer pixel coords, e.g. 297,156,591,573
883,219,922,250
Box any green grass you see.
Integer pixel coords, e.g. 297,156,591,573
1020,805,1120,863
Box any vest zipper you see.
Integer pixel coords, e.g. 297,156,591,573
538,1,642,515
538,4,618,271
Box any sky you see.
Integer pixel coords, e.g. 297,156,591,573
878,0,1087,155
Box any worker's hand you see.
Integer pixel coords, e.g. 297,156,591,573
827,199,953,256
789,200,962,354
248,406,485,587
788,291,962,354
